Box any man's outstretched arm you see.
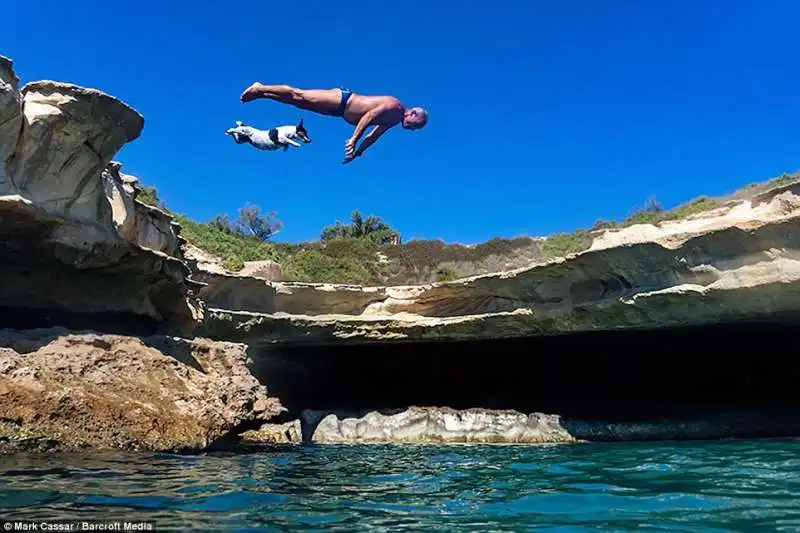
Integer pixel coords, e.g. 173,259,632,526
343,125,391,164
344,105,393,161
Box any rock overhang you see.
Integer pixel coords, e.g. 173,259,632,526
198,202,800,347
0,56,197,333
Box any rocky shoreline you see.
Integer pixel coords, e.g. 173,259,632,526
243,407,800,445
0,328,281,453
3,54,800,452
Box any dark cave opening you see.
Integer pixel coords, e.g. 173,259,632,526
0,305,159,337
251,319,800,424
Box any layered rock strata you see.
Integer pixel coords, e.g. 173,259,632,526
0,56,198,333
201,182,800,346
0,56,280,454
5,50,800,450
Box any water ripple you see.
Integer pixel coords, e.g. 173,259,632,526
2,440,800,531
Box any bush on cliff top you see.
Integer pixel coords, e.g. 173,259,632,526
212,205,283,241
321,210,400,246
172,214,286,271
135,170,800,284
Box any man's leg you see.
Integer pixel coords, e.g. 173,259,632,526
241,83,343,116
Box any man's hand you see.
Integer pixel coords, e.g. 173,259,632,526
343,138,357,164
342,125,391,165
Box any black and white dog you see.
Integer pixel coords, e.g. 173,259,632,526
225,119,312,151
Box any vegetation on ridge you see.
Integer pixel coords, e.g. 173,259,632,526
136,171,800,285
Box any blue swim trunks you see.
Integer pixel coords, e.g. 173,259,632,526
336,87,353,116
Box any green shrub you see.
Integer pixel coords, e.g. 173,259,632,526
539,230,593,258
591,219,618,230
282,249,373,284
734,172,800,198
135,169,800,284
223,255,245,272
321,210,400,245
436,267,458,282
173,214,281,271
661,196,720,221
137,186,167,210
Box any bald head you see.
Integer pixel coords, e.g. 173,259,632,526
403,106,428,130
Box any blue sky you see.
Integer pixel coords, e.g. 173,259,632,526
5,1,800,243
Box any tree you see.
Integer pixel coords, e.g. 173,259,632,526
209,204,283,241
236,204,283,241
320,210,400,245
210,214,237,235
642,195,664,213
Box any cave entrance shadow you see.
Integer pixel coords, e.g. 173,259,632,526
0,305,159,338
0,305,203,373
249,318,800,440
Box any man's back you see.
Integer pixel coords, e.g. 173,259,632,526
342,94,405,126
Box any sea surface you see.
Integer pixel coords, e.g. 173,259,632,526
2,440,800,532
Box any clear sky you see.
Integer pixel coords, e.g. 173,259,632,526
5,1,800,243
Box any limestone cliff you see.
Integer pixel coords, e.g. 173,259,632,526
199,180,800,346
0,55,282,454
0,56,198,333
4,50,800,450
191,169,800,445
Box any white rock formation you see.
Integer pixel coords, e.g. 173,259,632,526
0,56,197,330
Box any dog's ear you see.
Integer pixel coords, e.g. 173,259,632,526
297,118,304,129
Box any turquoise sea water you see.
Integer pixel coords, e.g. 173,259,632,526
2,440,800,532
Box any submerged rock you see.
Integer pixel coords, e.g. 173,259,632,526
242,419,302,444
0,328,283,453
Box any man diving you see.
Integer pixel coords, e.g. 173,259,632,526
239,83,428,164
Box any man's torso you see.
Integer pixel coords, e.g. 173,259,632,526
342,94,404,126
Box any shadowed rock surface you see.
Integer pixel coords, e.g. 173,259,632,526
242,319,800,444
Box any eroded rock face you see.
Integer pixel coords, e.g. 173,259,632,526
0,56,22,191
240,260,283,281
0,58,198,332
0,328,283,453
103,162,182,257
201,184,800,346
308,408,575,444
199,278,390,316
244,407,800,445
5,80,143,219
242,419,302,444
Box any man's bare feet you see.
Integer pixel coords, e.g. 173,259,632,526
240,82,265,103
